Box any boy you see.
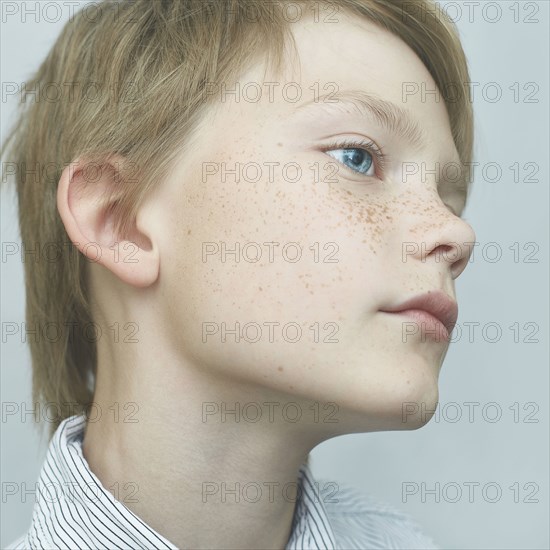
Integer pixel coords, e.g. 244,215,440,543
3,0,475,548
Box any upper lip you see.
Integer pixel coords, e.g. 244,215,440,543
380,290,458,331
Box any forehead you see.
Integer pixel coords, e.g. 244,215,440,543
194,9,463,184
275,12,457,159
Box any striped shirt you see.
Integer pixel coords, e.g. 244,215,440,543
8,415,439,549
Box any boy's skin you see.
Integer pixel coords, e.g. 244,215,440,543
56,12,475,550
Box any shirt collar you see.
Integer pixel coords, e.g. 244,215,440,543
35,414,337,549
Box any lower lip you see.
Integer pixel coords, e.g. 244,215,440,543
383,309,450,342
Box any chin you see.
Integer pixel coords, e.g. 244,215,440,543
387,369,441,431
331,375,440,435
339,361,441,433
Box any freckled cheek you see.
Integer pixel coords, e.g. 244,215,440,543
168,166,400,336
315,185,395,250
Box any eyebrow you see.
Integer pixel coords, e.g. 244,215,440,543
294,89,469,198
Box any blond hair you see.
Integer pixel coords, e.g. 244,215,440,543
1,0,473,436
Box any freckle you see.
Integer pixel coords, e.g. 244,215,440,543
259,287,262,291
277,142,283,147
187,229,192,235
407,380,410,385
289,385,294,390
278,366,284,372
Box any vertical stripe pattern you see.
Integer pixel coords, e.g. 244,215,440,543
8,415,439,549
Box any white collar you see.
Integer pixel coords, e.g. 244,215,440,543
28,414,337,549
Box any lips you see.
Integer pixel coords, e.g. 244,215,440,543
380,290,458,340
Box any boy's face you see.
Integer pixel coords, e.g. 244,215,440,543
151,13,476,430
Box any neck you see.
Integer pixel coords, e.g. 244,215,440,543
82,353,328,549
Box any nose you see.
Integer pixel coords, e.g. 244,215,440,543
404,203,477,280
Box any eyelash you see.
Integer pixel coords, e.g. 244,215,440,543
320,137,388,176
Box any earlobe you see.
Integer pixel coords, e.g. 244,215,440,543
57,156,160,288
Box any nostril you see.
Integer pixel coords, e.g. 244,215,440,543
429,243,456,262
451,255,471,280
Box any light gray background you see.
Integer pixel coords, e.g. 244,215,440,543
1,1,548,548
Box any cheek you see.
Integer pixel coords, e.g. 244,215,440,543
164,150,396,356
157,152,442,412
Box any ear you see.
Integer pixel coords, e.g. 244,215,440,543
57,156,159,288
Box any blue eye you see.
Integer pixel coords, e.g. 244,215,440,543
322,138,386,178
326,148,374,176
